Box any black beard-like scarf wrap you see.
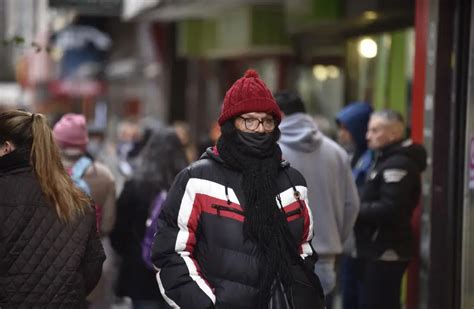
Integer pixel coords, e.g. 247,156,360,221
216,122,301,308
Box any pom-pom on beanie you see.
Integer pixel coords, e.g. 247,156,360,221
218,69,282,126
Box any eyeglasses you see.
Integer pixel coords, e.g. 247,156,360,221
238,116,276,131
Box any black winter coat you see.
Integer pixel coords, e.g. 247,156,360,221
355,139,427,260
151,149,324,309
0,150,105,308
110,180,168,303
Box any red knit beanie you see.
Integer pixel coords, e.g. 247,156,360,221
52,113,89,151
218,69,282,126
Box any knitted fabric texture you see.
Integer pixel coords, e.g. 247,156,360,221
53,113,89,150
216,122,300,307
218,69,281,125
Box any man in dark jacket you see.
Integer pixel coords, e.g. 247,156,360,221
151,70,324,309
355,109,427,309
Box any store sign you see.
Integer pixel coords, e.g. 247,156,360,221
49,0,123,16
49,80,106,97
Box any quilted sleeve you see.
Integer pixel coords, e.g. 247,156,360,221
82,211,106,295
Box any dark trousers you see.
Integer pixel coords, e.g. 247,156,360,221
342,258,408,309
341,256,361,309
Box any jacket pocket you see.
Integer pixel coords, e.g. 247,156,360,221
284,208,302,218
211,204,245,217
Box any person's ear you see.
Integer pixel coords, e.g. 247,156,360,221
2,141,15,155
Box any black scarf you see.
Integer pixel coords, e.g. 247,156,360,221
216,122,300,308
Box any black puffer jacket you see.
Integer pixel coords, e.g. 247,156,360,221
151,148,324,309
355,139,427,260
0,150,105,308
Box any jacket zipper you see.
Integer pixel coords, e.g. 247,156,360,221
211,204,245,216
212,204,302,218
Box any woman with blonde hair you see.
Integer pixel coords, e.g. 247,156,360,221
0,110,105,308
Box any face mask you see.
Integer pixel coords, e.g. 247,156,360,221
237,131,274,151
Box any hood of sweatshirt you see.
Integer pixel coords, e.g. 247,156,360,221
278,113,323,153
335,102,373,152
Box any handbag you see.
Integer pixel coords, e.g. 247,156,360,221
269,262,325,309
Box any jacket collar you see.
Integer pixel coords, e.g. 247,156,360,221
204,146,289,169
375,139,407,159
0,149,31,175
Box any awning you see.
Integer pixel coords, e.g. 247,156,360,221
133,0,282,21
122,0,161,20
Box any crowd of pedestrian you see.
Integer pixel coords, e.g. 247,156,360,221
0,69,426,309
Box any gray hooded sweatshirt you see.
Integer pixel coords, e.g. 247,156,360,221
279,113,359,259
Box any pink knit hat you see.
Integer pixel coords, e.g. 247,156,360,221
218,69,281,126
53,113,89,150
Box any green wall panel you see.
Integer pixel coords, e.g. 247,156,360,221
177,20,216,57
287,0,342,29
373,35,390,110
178,5,290,58
312,0,341,19
251,6,289,46
387,30,407,118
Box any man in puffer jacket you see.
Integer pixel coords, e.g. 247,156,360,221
151,70,325,309
275,91,359,308
355,109,427,309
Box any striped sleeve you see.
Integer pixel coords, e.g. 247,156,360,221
299,186,315,260
151,168,216,309
278,185,314,260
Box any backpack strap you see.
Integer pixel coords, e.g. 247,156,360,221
71,156,93,196
72,156,93,179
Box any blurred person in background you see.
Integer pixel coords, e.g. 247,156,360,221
126,117,165,171
313,114,337,140
336,102,374,187
151,70,324,309
354,110,426,309
275,90,359,308
197,121,221,156
173,120,198,163
0,110,105,307
335,102,373,309
110,128,188,309
94,119,141,198
87,124,107,160
117,119,141,178
53,113,117,309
